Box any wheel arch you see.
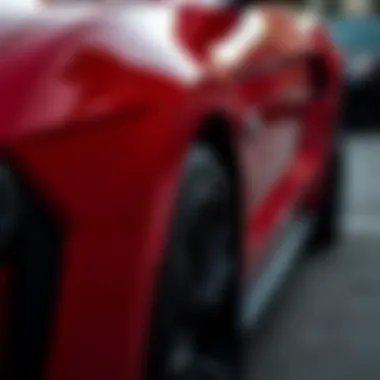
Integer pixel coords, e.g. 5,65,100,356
194,112,243,260
145,112,242,380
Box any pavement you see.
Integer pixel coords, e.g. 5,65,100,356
246,132,380,380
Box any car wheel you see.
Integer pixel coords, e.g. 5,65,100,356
146,143,239,380
308,138,342,251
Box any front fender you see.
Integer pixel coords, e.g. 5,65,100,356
1,8,245,380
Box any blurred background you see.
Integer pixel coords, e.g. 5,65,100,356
246,2,380,380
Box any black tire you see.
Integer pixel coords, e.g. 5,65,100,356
308,138,342,252
146,143,239,380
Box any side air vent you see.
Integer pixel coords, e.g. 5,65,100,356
308,55,330,100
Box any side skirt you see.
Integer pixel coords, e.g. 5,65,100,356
239,215,316,332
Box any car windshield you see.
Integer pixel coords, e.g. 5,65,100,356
328,17,380,57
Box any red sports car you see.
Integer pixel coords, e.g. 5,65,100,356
0,1,341,380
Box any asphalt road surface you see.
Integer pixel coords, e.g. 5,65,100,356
246,132,380,380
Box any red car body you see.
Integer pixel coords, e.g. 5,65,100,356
0,2,341,380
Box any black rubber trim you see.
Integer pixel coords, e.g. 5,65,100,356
4,166,63,380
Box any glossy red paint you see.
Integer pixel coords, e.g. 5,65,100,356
0,3,341,380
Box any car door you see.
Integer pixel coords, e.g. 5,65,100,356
210,5,320,327
211,5,310,262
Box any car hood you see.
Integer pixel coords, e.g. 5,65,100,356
0,8,102,142
0,7,98,54
0,5,202,143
